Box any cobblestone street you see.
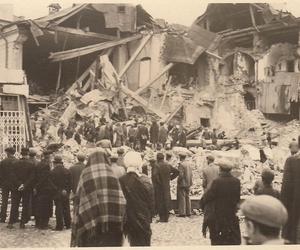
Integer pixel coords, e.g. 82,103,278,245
0,215,210,247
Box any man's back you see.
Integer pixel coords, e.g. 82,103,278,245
69,162,85,194
178,161,193,188
0,157,17,189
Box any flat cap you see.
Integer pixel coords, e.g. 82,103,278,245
43,150,52,156
261,168,274,182
217,159,234,171
110,154,118,160
156,152,164,160
77,153,86,161
117,148,125,154
53,155,63,163
206,155,215,161
241,195,288,228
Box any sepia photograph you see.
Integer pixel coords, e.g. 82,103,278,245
0,0,299,248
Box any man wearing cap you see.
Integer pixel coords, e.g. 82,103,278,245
51,155,72,230
33,150,56,229
110,154,126,179
201,155,219,237
8,148,36,229
158,122,168,149
177,152,193,217
136,122,149,151
69,153,86,195
156,153,179,222
201,160,241,245
116,148,126,168
0,147,17,223
281,140,300,244
241,195,288,245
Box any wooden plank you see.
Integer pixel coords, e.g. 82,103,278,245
164,101,184,124
121,86,166,119
159,76,172,110
53,26,118,41
119,34,152,78
49,34,143,62
135,63,174,95
53,4,89,25
249,5,260,32
205,51,222,60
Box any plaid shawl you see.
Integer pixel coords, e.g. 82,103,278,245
71,150,126,247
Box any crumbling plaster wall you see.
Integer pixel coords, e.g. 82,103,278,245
0,26,25,69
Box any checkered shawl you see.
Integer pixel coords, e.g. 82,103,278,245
71,150,126,247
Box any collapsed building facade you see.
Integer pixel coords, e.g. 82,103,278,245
0,3,300,156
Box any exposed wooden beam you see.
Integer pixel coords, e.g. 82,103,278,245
164,101,184,124
53,26,117,41
249,5,260,32
53,4,89,25
205,51,222,60
159,76,172,111
119,34,152,78
49,34,143,62
135,63,174,95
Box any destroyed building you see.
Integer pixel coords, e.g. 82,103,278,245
0,3,300,157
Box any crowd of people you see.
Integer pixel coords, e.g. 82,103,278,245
0,121,300,246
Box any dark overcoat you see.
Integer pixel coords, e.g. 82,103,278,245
281,154,300,243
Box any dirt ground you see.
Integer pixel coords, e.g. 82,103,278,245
0,215,210,247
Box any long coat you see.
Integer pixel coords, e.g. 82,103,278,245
202,171,241,245
149,122,159,144
281,154,300,243
157,161,179,211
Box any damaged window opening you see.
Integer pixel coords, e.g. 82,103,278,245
287,60,295,72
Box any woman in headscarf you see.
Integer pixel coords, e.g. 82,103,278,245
71,149,126,247
119,151,155,246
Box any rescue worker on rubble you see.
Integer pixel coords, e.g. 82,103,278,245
202,128,211,140
158,122,168,149
241,195,288,245
150,120,159,150
40,118,48,139
51,155,72,231
69,153,86,195
128,124,137,149
0,147,17,223
113,123,124,147
137,122,149,151
211,128,218,146
57,123,65,143
170,125,179,148
178,125,187,147
8,148,35,229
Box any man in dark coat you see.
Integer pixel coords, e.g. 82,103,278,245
0,147,17,223
69,153,85,194
51,155,72,230
156,153,179,222
136,123,149,151
202,160,241,245
170,125,179,148
8,148,36,229
119,151,154,246
150,158,160,216
281,144,300,244
178,126,187,147
158,122,168,148
149,121,159,149
33,150,56,229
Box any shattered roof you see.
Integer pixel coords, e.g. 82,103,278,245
35,3,154,32
162,34,205,64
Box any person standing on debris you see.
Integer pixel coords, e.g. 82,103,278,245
51,155,72,231
8,148,36,229
40,118,48,139
158,122,168,149
119,151,154,246
69,153,86,195
201,160,241,245
241,195,288,245
74,129,81,145
253,168,280,199
177,152,193,217
202,128,211,140
71,149,126,247
156,152,179,222
201,155,220,238
113,123,124,147
122,123,128,145
137,122,149,151
128,124,137,149
33,150,56,230
150,120,159,150
267,132,272,148
170,125,179,148
178,125,187,147
281,141,300,244
211,128,218,146
30,116,37,138
57,123,65,143
65,124,75,140
0,147,17,223
110,154,126,179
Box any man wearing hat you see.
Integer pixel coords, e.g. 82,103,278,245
201,160,241,245
0,147,17,223
281,140,300,244
8,148,36,229
116,147,126,168
51,155,72,230
201,155,219,237
156,152,179,222
136,122,149,151
241,195,288,245
69,153,86,195
177,152,193,217
33,150,56,229
110,154,126,179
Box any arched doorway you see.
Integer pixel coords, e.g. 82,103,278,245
244,92,256,110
